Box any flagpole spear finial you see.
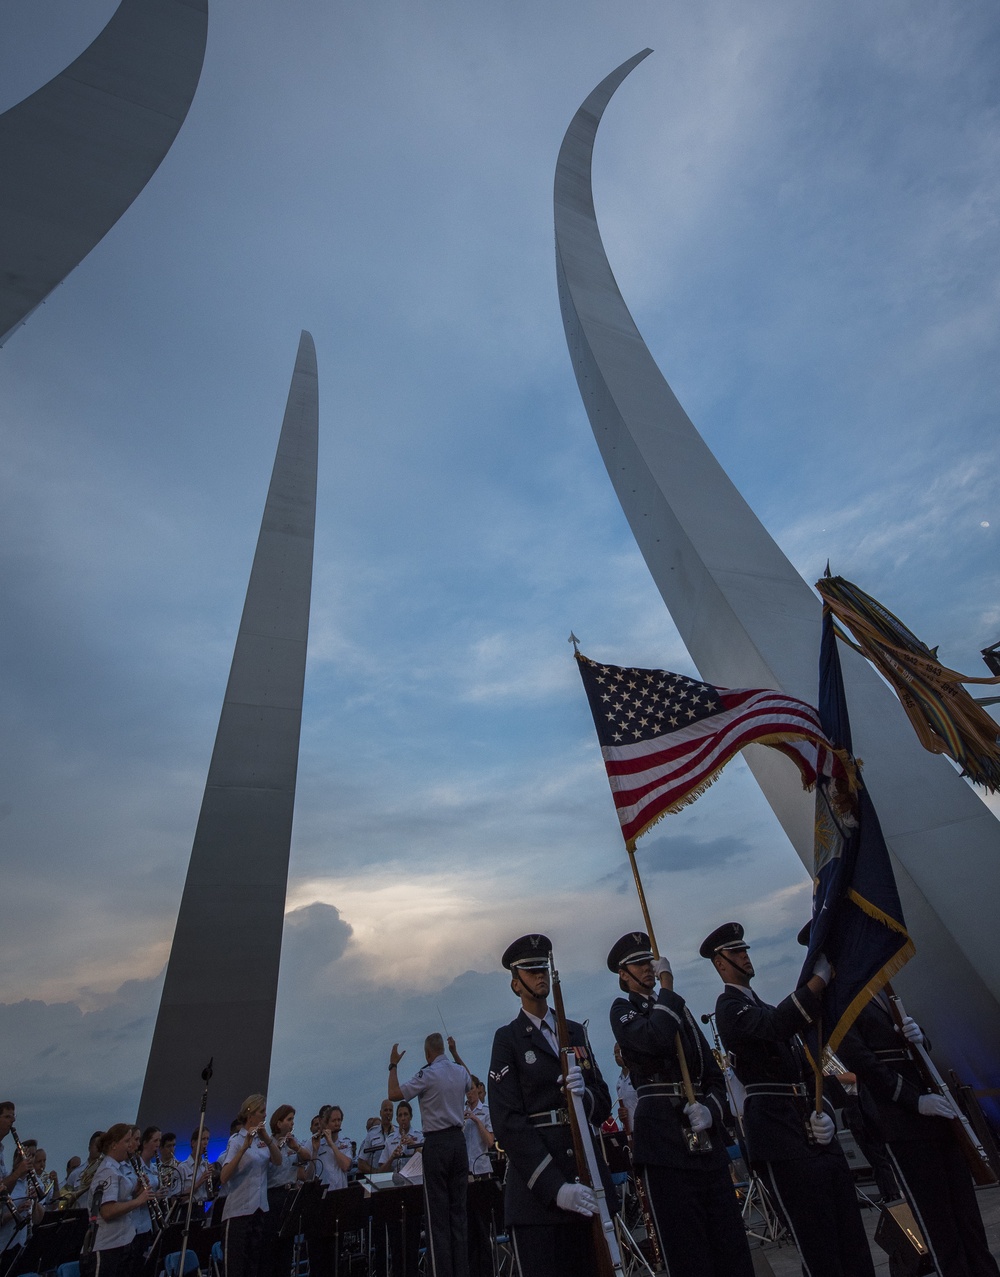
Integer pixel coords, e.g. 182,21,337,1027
568,632,581,655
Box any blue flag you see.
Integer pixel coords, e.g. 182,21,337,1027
798,608,915,1054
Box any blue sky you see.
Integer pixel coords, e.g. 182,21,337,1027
1,0,998,1169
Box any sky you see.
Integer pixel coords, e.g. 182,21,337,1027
1,0,999,1172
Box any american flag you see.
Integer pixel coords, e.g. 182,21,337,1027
576,652,845,849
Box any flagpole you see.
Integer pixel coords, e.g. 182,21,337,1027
813,1017,824,1115
626,843,699,1108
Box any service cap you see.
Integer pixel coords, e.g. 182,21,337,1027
699,922,748,960
606,932,655,972
501,934,552,972
796,921,812,947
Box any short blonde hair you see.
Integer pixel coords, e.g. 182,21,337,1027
237,1094,267,1123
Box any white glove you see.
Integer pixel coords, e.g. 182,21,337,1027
812,954,833,984
652,955,672,978
809,1112,836,1145
564,1064,585,1096
899,1016,924,1046
555,1182,597,1216
918,1094,955,1119
684,1101,713,1133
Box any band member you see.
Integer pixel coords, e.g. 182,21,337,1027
613,1044,638,1133
838,993,1000,1276
82,1124,153,1277
378,1102,423,1170
180,1128,215,1207
130,1127,165,1251
703,922,875,1277
267,1106,312,1192
607,931,754,1277
463,1081,494,1176
1,1141,46,1260
61,1132,104,1210
357,1100,395,1176
389,1033,471,1277
312,1108,352,1190
219,1095,282,1277
487,933,612,1277
263,1107,312,1277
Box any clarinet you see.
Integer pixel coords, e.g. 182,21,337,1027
10,1128,47,1202
130,1156,165,1231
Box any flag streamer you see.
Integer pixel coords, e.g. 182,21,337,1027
816,574,1000,791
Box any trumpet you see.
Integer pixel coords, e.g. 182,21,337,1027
10,1127,47,1201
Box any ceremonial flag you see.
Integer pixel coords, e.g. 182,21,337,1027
575,652,852,850
797,610,914,1053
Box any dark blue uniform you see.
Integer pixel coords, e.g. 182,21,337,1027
611,985,753,1276
839,999,1000,1277
716,981,875,1277
488,1011,611,1277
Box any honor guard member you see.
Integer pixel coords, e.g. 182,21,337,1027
838,991,1000,1276
389,1033,471,1277
608,931,754,1277
703,922,875,1277
487,934,613,1277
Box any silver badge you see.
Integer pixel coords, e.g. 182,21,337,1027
524,1050,537,1064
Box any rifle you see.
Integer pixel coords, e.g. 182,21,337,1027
886,990,997,1186
549,951,624,1277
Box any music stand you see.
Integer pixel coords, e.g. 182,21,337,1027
306,1185,367,1277
368,1185,423,1277
7,1210,88,1275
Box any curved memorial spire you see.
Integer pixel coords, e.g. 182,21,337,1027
555,52,1000,1101
0,0,208,345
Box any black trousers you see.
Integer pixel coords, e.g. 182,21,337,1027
82,1243,132,1277
224,1209,266,1277
888,1137,1000,1277
640,1162,755,1277
510,1221,597,1277
764,1153,875,1277
422,1127,469,1277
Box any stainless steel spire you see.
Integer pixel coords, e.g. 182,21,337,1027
139,332,318,1137
0,0,208,345
555,53,1000,1100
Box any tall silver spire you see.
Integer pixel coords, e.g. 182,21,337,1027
139,332,318,1136
555,53,1000,1098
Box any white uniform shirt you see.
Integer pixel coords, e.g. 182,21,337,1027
267,1141,304,1189
220,1132,271,1220
132,1160,160,1235
378,1128,424,1171
358,1125,394,1171
463,1102,493,1175
316,1135,354,1191
179,1154,212,1202
89,1155,137,1251
0,1142,12,1254
616,1069,638,1130
3,1174,35,1250
400,1057,471,1131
